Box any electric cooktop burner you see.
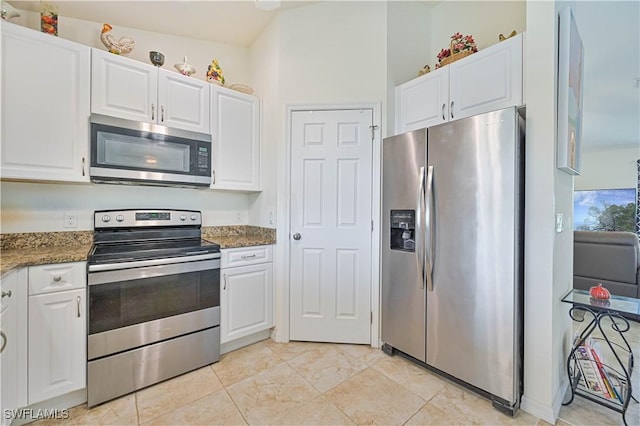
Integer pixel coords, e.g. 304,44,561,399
88,209,220,265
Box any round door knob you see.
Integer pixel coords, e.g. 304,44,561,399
293,233,302,240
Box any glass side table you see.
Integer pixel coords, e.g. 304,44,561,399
561,289,639,425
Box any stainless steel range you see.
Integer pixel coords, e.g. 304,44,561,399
86,209,221,407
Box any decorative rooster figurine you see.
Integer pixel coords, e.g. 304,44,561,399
100,23,135,55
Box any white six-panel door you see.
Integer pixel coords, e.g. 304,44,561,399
289,109,373,344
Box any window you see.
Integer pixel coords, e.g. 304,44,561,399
574,188,637,232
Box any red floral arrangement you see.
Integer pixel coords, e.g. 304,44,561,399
435,32,478,69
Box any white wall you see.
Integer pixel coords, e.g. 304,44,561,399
520,0,572,423
2,9,254,233
575,146,640,190
386,1,432,136
0,181,251,232
9,9,250,84
429,0,526,62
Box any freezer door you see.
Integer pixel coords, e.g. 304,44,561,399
425,108,523,404
381,129,427,362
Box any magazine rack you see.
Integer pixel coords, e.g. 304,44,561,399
561,289,639,425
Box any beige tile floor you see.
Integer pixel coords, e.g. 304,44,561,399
34,321,639,426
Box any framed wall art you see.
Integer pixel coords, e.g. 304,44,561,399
557,6,584,175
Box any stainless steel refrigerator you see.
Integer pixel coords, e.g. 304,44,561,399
381,106,524,415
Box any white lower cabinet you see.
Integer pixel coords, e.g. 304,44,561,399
220,246,273,344
27,262,87,405
0,269,28,417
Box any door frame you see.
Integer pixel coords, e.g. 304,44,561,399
274,102,382,347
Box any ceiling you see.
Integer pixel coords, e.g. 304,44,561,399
6,1,639,150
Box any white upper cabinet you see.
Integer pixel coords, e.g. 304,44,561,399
1,22,90,182
396,68,449,133
395,33,523,134
210,85,260,191
92,49,210,133
449,34,523,121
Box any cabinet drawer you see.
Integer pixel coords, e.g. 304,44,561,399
29,262,86,295
221,246,273,268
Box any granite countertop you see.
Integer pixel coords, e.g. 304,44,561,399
0,226,276,276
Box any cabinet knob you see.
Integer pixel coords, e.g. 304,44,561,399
223,274,227,290
442,104,446,121
53,276,62,282
1,290,11,298
450,101,454,119
0,330,6,354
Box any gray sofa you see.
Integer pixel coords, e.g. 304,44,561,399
573,231,640,298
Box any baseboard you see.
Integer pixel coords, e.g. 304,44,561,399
520,379,569,425
220,329,272,354
8,389,87,426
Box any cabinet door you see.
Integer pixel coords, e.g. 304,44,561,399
91,48,157,123
220,263,273,343
449,34,523,121
210,86,260,191
28,289,86,405
158,69,210,133
0,269,28,413
1,22,90,182
395,67,449,134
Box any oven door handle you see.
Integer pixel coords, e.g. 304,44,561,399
88,258,220,286
88,252,221,273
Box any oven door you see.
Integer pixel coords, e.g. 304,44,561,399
87,256,220,360
90,114,211,187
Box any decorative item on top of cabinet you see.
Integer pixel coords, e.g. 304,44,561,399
1,1,20,20
1,22,91,183
499,30,518,42
435,32,477,69
418,64,431,76
40,2,58,36
100,23,135,55
149,51,165,67
175,56,196,76
206,58,226,85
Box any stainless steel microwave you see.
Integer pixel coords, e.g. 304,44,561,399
90,114,212,187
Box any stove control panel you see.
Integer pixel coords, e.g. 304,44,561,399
94,210,202,228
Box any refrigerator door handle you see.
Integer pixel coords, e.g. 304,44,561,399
416,166,426,289
425,165,435,291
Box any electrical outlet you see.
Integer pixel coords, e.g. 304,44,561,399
64,211,78,228
268,211,274,225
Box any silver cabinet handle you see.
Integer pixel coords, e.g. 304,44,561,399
441,104,445,121
223,274,227,290
212,170,216,184
151,104,155,120
77,296,81,318
240,254,256,259
1,290,11,298
0,330,6,354
450,101,454,119
53,276,62,282
425,165,435,291
82,157,86,176
293,233,302,240
416,166,426,289
161,106,164,122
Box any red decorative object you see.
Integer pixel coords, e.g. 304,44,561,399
589,283,611,300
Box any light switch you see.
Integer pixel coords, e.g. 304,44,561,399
555,213,564,233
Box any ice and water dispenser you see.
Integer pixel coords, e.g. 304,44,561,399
390,210,415,252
